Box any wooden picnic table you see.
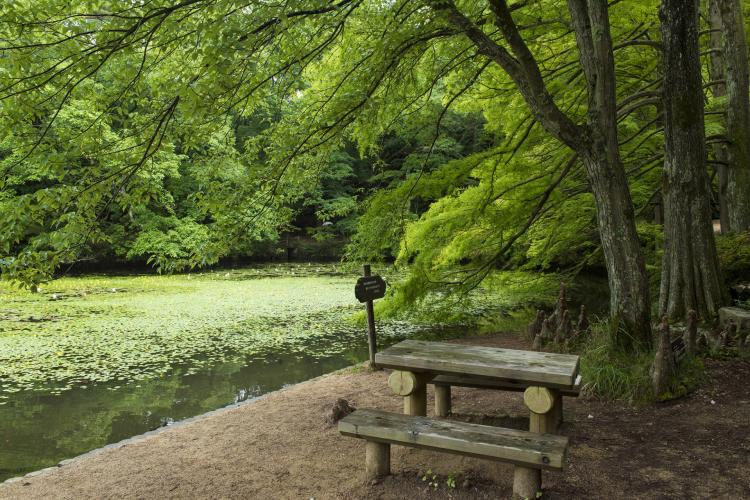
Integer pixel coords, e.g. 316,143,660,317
375,339,580,433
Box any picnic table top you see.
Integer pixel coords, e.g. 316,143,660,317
375,339,580,389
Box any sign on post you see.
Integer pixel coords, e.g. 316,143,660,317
355,265,386,369
355,275,386,303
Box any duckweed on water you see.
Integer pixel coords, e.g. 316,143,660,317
0,265,428,395
0,264,590,397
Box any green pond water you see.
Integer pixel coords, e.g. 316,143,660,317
0,265,467,482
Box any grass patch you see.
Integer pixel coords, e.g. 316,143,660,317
576,321,705,404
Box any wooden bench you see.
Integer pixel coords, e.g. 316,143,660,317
339,408,568,499
429,374,584,424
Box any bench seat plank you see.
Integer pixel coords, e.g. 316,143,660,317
375,340,579,388
431,374,583,397
339,409,568,471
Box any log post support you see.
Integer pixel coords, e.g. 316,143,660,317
365,441,390,480
388,370,429,416
405,384,427,416
512,466,541,500
514,386,559,498
524,386,558,432
434,384,451,417
553,391,563,428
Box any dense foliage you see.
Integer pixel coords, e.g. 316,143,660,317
0,0,748,326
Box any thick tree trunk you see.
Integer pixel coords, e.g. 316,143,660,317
708,0,730,233
658,0,725,320
441,0,652,349
719,0,750,231
570,0,652,349
581,147,652,347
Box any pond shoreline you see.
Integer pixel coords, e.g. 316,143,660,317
0,264,482,481
1,362,363,487
2,332,748,499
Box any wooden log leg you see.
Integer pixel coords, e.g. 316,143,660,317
528,409,556,434
389,370,428,416
518,386,557,497
512,466,541,500
405,383,427,416
434,385,451,417
524,387,559,433
365,441,390,480
554,393,563,429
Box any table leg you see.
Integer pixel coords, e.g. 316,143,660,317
434,385,451,417
387,370,428,416
405,384,427,416
523,386,559,433
514,386,558,499
553,391,563,427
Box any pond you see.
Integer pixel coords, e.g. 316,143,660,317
0,264,468,482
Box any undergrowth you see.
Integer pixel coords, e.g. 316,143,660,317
575,321,705,404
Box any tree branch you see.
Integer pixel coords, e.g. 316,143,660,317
433,0,583,150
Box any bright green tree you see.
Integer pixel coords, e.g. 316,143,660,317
0,0,735,349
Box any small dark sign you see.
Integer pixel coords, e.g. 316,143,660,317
355,275,386,303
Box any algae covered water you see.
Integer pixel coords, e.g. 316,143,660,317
0,264,465,481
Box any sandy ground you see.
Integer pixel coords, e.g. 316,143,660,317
1,333,749,499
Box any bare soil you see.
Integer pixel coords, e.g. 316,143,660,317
1,333,748,499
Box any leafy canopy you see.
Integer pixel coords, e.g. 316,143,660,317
0,0,708,303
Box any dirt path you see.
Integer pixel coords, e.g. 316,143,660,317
1,333,748,499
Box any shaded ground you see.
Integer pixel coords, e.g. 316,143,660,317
1,333,748,499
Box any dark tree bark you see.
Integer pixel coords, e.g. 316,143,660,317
437,0,652,350
651,316,675,395
718,0,750,231
568,0,651,349
658,0,725,320
708,0,730,233
685,309,698,356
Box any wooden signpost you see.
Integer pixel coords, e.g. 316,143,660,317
355,265,386,368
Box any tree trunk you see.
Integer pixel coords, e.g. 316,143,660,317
581,147,652,347
440,0,652,350
719,0,750,231
708,0,730,233
658,0,725,320
651,316,675,395
570,0,652,349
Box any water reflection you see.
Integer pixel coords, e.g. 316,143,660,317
0,326,462,482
